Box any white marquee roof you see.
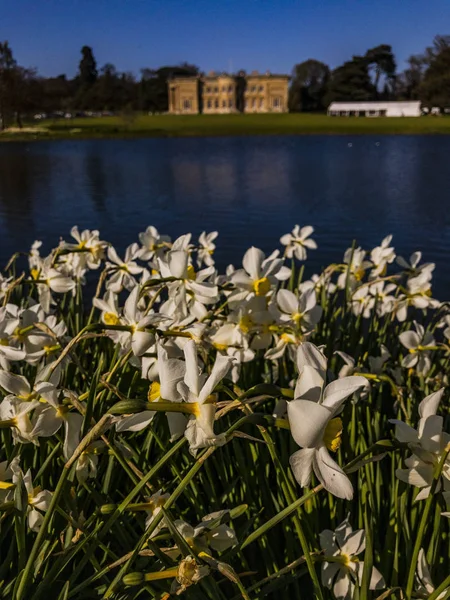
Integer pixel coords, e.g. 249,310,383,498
328,101,421,111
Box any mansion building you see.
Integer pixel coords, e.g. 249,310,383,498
168,71,289,114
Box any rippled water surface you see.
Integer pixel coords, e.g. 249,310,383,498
0,135,449,296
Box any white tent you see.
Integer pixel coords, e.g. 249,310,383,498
328,101,421,117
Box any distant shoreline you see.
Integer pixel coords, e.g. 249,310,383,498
2,113,450,142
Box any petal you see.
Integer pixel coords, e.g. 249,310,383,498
322,376,368,410
287,400,332,448
289,448,315,487
395,466,433,488
116,411,155,433
313,446,354,500
198,353,233,404
296,342,327,376
243,247,264,280
389,420,419,444
169,251,188,279
418,415,443,454
321,561,340,588
419,389,444,419
340,529,365,556
183,340,200,397
333,570,353,600
399,331,420,350
0,371,30,397
63,413,84,460
277,289,299,315
131,331,154,356
294,365,324,402
319,529,339,555
369,566,386,590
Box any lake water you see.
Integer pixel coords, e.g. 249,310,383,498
1,135,450,297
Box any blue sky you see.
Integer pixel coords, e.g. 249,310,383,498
3,0,449,77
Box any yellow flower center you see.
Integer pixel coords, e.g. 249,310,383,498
253,277,271,296
239,314,253,334
323,417,343,452
148,381,161,402
292,312,302,324
213,342,228,351
354,268,365,281
186,265,196,280
30,268,40,280
0,338,9,346
103,312,119,326
281,332,294,343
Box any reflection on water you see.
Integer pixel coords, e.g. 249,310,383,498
0,135,449,296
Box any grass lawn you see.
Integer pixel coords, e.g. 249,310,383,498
2,112,450,141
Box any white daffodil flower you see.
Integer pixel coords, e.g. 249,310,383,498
138,226,171,261
61,226,107,270
396,266,436,322
0,397,40,444
415,548,448,599
144,489,170,536
350,286,374,318
0,307,26,368
230,247,291,302
29,256,76,313
369,235,395,278
399,321,436,374
174,511,237,554
76,441,105,483
120,286,164,357
320,516,385,600
117,343,187,440
106,244,144,293
390,389,450,503
337,247,372,291
177,340,233,453
369,281,397,317
287,343,367,499
158,250,219,321
274,288,322,332
197,231,218,268
11,465,52,532
280,225,317,261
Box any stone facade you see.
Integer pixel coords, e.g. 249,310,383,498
244,73,289,113
168,77,199,114
203,73,237,114
168,72,289,114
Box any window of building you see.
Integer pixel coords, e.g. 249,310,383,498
207,100,212,109
215,99,219,108
252,99,256,108
229,99,233,108
273,97,280,107
259,85,263,92
222,100,226,108
206,86,211,93
260,99,264,108
251,86,256,92
214,87,219,93
183,99,191,110
228,85,233,93
245,100,248,109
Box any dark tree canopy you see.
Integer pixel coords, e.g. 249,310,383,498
419,45,450,107
78,46,98,87
326,56,375,104
289,59,330,112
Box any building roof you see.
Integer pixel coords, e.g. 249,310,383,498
246,73,290,80
328,101,421,110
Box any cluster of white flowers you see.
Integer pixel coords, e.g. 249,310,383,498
0,223,449,598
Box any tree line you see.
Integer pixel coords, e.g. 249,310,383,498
0,35,450,128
